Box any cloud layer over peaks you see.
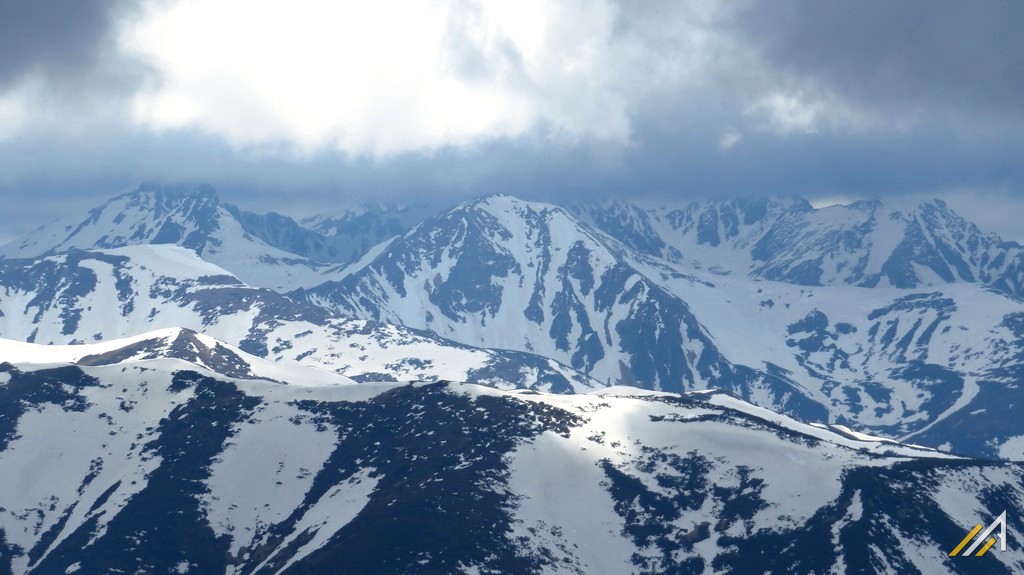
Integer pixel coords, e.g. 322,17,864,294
121,0,664,155
0,0,1022,239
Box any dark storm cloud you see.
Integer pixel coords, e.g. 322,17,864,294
0,0,1022,242
733,0,1024,125
4,108,1021,215
0,0,127,89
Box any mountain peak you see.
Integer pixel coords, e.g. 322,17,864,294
458,192,527,210
0,182,338,291
118,182,221,210
563,194,1024,295
1,326,355,385
76,327,266,380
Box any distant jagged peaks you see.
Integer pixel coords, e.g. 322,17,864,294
299,199,450,264
0,184,459,290
117,182,220,210
0,183,337,291
289,192,1024,459
3,185,1024,457
4,182,1020,294
302,199,416,234
0,182,222,257
571,195,1024,295
1,183,221,256
296,192,825,421
222,204,352,264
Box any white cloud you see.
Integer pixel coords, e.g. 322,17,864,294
745,91,824,135
808,195,859,209
0,0,908,162
0,74,126,142
0,88,30,142
119,0,653,156
718,128,741,151
743,84,885,137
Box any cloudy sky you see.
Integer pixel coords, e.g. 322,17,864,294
1,0,1022,240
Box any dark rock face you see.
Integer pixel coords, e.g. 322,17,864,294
33,372,261,575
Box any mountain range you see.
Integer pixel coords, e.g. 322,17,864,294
3,350,1022,574
294,193,1024,459
2,183,1023,572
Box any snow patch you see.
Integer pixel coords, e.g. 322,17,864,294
997,435,1024,461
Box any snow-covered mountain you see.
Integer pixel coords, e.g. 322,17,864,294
296,195,821,417
295,195,1024,458
0,327,354,386
570,197,1024,295
300,200,446,265
0,184,333,291
0,245,595,392
222,204,352,265
640,266,1024,458
3,353,1020,574
4,187,1024,458
3,186,1024,572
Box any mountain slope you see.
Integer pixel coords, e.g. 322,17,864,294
0,184,332,291
300,200,447,265
222,204,351,265
296,195,824,419
5,188,1024,456
623,248,1024,457
3,357,1020,575
297,195,1024,458
571,198,1024,295
0,244,596,392
1,327,354,386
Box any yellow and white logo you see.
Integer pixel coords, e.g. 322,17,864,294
949,511,1008,557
